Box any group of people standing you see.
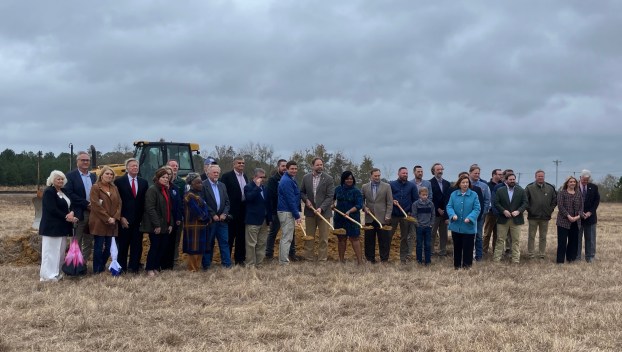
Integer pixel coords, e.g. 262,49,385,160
38,153,601,281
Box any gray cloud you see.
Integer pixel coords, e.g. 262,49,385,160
1,0,621,186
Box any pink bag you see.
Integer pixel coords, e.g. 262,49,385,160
62,237,87,276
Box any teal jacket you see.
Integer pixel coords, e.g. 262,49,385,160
446,189,480,235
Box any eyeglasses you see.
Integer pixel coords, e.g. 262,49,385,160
78,159,90,162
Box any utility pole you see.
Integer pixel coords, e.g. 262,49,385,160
553,160,562,188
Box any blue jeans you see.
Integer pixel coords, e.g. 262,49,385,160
93,235,112,273
474,217,484,260
265,213,296,258
416,226,432,264
202,222,232,268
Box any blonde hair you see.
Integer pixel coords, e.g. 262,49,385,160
97,166,115,183
46,170,67,187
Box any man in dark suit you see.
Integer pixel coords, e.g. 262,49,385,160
202,164,232,268
577,169,600,262
220,156,248,265
493,173,528,263
243,168,272,267
300,157,335,261
429,163,451,256
64,151,97,261
114,158,148,273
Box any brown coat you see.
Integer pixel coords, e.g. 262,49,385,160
88,181,122,236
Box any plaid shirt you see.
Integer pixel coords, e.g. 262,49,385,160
555,189,583,229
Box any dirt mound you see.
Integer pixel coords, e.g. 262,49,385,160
0,230,40,265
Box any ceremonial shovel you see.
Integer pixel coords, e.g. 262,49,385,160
332,208,374,230
298,223,315,241
395,203,417,224
312,207,346,235
365,210,393,231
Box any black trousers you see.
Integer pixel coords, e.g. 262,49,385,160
364,223,391,262
452,232,475,268
557,223,579,263
146,233,167,271
228,217,246,265
117,222,143,272
161,223,180,270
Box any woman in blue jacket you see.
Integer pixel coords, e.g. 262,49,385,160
446,175,480,269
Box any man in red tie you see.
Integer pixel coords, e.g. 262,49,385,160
114,158,148,273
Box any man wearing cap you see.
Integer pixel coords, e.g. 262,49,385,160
524,170,557,259
200,157,217,181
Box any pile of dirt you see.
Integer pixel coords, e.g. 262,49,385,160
0,230,40,265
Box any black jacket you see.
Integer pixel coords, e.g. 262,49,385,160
39,186,73,237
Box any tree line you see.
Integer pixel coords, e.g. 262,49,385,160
2,143,621,203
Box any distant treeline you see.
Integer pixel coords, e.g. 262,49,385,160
0,143,377,188
3,143,621,202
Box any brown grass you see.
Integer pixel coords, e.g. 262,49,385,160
1,194,621,351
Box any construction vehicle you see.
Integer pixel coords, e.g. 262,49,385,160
32,140,200,229
90,140,201,184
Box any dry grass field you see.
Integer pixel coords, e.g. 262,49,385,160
1,194,621,351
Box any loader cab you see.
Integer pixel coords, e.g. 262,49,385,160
134,141,200,185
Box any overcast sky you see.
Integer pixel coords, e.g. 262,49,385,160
1,0,620,185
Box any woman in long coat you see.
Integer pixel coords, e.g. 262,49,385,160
39,170,78,281
140,168,173,277
89,165,122,273
182,173,210,272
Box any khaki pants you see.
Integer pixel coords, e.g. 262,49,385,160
494,221,522,263
245,222,270,267
304,215,330,261
432,216,449,255
482,212,497,253
527,219,549,258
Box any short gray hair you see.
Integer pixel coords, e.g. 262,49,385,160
125,158,138,168
46,170,67,187
580,169,592,180
254,168,266,177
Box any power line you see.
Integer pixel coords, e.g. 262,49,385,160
553,160,562,188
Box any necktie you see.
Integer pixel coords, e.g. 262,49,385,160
582,186,587,198
131,178,137,198
372,183,377,199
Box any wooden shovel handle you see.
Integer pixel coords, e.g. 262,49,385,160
395,202,409,218
333,208,363,228
365,210,384,228
314,209,335,230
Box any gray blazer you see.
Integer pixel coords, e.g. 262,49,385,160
361,181,393,225
300,172,335,218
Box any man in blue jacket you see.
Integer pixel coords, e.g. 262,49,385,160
277,161,302,265
244,168,272,267
390,167,419,263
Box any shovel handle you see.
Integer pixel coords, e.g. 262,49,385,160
395,202,409,218
365,210,384,228
333,208,363,228
311,207,335,230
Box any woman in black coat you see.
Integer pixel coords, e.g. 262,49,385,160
39,170,78,281
139,168,173,277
